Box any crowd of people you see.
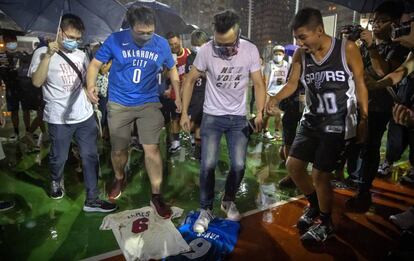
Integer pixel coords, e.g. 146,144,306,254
1,0,414,250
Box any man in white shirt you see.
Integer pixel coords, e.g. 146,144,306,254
29,14,116,212
180,10,266,233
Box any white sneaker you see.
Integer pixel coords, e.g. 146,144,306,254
193,209,214,233
169,140,181,153
221,201,242,221
390,207,414,230
263,131,274,140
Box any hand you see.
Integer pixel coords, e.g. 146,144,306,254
266,96,278,115
365,73,379,89
254,112,263,132
180,113,191,132
175,98,182,113
85,87,99,104
393,104,414,127
392,22,414,49
356,118,368,144
47,41,59,56
360,29,374,47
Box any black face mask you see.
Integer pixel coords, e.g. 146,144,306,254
132,31,154,47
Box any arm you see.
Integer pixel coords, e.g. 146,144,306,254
346,40,369,143
251,70,266,131
360,30,390,77
180,67,202,132
85,58,104,104
377,51,414,88
31,42,59,88
168,66,182,112
267,49,302,112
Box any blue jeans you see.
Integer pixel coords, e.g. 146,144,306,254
48,115,99,200
200,113,249,209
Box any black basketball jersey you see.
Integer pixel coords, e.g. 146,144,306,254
300,38,357,140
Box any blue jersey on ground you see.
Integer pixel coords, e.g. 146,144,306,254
95,29,175,107
165,211,240,261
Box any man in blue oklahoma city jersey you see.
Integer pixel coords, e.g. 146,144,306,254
86,6,181,218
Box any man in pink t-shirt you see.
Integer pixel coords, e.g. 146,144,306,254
180,10,266,233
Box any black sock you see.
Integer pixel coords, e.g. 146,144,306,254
305,191,319,210
319,211,332,224
173,133,179,141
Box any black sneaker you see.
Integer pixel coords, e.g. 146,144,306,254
193,144,201,161
0,200,15,212
50,180,64,199
83,198,118,213
346,192,372,212
300,222,334,244
297,206,319,233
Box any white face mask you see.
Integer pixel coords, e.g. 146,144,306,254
273,54,284,63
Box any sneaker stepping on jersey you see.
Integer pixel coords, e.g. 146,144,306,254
165,210,240,261
100,206,190,261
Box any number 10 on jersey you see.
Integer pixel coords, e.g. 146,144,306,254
316,92,338,114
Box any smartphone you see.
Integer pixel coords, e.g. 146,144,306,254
247,117,256,136
386,87,403,104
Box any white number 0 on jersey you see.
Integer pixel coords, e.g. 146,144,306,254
316,92,338,114
133,69,142,84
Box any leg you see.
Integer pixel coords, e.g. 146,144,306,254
312,169,333,214
223,116,249,202
107,102,135,199
200,114,223,210
48,123,74,182
74,116,99,200
358,112,390,193
286,156,313,194
142,144,163,193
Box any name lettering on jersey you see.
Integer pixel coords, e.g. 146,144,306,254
126,210,151,219
122,49,158,62
196,231,221,241
305,71,345,89
216,66,243,89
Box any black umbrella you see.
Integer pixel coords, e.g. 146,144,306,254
122,0,189,36
0,0,127,43
325,0,414,13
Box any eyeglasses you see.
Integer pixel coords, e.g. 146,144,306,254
60,28,83,44
368,19,391,25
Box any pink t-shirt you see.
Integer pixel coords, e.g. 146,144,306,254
193,39,261,116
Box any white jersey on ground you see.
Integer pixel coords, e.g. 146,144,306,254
100,206,190,261
264,60,290,96
28,46,93,124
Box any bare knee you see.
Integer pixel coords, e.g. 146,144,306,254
286,157,307,178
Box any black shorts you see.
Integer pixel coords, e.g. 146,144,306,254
188,91,205,125
289,125,346,172
160,96,180,124
5,79,23,111
281,103,302,146
19,77,43,110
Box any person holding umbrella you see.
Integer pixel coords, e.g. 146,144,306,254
29,14,117,212
86,6,181,219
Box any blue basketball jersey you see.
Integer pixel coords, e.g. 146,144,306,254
95,29,175,106
165,211,240,261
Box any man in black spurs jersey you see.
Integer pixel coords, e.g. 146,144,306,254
268,8,368,244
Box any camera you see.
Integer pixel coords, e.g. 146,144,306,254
391,18,413,39
340,24,364,41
